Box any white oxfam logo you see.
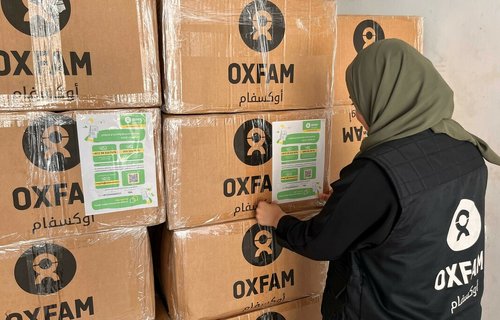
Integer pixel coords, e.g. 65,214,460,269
447,199,481,252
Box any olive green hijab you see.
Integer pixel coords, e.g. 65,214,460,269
346,39,500,165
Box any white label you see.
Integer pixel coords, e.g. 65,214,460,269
272,119,325,204
76,112,158,215
447,199,482,252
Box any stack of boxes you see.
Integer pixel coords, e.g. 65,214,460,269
0,1,428,319
159,0,336,318
329,15,424,181
0,1,165,319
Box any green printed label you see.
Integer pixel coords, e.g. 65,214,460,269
300,167,317,180
122,170,145,186
95,172,120,189
281,169,298,182
92,144,117,163
277,188,316,200
300,144,317,160
284,133,320,145
77,112,158,215
119,143,144,162
120,114,146,127
303,120,321,131
91,129,145,143
92,195,149,210
272,119,325,204
281,146,299,161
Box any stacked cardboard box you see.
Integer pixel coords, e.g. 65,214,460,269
0,0,161,110
0,1,165,319
163,110,331,230
329,16,424,182
0,109,165,244
161,214,327,319
333,16,424,106
160,0,336,318
329,105,366,181
162,0,336,113
225,295,323,320
0,227,154,319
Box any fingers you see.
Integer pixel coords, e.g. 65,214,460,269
319,193,330,201
255,200,273,227
257,200,272,209
255,201,267,220
319,188,334,201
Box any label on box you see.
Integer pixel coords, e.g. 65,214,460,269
272,119,325,203
76,112,158,215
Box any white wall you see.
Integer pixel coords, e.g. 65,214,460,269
337,1,500,319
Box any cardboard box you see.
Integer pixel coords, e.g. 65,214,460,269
0,0,161,111
163,109,331,230
334,15,423,105
0,108,165,245
161,216,328,319
226,295,322,320
162,0,336,113
0,227,155,320
328,105,366,182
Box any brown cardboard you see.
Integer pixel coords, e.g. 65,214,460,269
162,0,336,113
328,105,366,182
156,294,170,320
163,109,331,230
161,217,328,319
0,227,155,320
0,108,165,246
226,295,322,320
334,15,423,105
0,0,161,111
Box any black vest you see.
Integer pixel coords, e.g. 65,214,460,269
343,130,487,320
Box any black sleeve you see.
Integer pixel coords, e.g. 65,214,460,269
275,159,401,261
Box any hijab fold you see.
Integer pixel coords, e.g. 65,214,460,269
346,39,500,165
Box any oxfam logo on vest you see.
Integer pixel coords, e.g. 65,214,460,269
242,223,283,266
447,199,482,252
14,243,77,295
22,115,80,172
1,0,71,37
257,312,286,320
239,0,285,52
353,19,385,53
234,119,272,166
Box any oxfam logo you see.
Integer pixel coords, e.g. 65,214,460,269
257,312,286,320
14,243,77,295
447,199,482,252
353,19,385,53
234,119,272,166
242,223,282,266
1,0,71,37
22,115,80,172
239,0,285,52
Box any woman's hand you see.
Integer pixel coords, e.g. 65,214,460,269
256,201,285,228
319,188,333,202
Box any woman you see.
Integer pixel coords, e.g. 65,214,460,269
256,39,500,319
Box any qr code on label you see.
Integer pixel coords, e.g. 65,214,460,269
304,169,313,179
128,173,139,184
